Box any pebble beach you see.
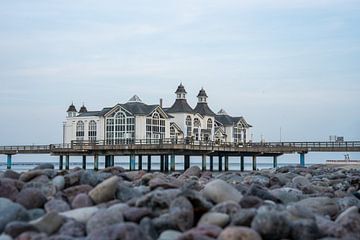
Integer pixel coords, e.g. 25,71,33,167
1,164,360,240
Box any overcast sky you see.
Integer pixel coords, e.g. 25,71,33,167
0,0,359,145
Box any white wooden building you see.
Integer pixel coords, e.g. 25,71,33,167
63,84,252,144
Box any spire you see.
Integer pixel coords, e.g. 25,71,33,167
79,104,88,113
67,102,77,112
175,83,187,99
197,87,208,103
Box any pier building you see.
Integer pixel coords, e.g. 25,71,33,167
63,84,252,145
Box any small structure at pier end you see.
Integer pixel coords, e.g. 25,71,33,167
63,84,252,145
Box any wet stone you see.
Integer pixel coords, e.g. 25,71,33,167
16,187,47,209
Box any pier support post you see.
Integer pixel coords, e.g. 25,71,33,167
130,154,136,171
171,154,176,171
218,155,223,171
147,155,151,171
138,155,143,170
59,155,63,170
273,156,278,168
7,154,12,170
224,155,229,171
240,156,244,171
184,155,190,170
82,155,87,169
110,155,115,167
105,155,110,168
65,155,70,170
160,155,165,172
252,155,257,171
94,155,99,171
210,156,213,171
299,153,305,167
201,154,206,171
165,155,169,172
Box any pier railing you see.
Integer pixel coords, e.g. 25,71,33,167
1,140,360,154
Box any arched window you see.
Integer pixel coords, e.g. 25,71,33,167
105,110,135,144
186,115,192,137
146,111,166,141
194,118,201,128
193,118,201,140
88,120,97,141
233,122,243,144
76,121,84,141
207,119,212,130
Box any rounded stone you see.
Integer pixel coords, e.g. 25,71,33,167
211,200,241,217
335,206,360,237
57,219,86,237
0,179,19,201
123,207,152,222
59,206,99,223
30,212,65,235
28,208,46,221
203,179,243,204
4,221,38,238
292,176,311,186
86,222,147,240
52,176,65,191
169,196,194,231
34,163,55,170
290,219,320,240
80,171,98,187
197,212,230,227
182,166,201,178
158,230,182,240
86,208,124,234
44,199,71,213
16,188,47,209
218,226,262,240
71,193,93,209
88,176,120,204
3,170,20,180
231,208,257,227
63,184,93,202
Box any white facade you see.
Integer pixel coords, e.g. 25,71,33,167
63,85,252,144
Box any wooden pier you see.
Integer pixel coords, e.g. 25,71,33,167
1,140,360,171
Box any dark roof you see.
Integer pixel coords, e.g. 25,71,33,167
67,104,77,112
79,105,87,113
121,102,158,115
175,83,187,94
215,114,252,127
197,88,208,97
77,107,112,117
166,99,194,113
194,103,216,117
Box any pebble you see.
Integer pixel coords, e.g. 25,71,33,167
3,221,38,238
71,193,94,209
0,179,19,201
86,222,149,240
197,212,229,227
44,199,70,213
218,226,262,240
0,198,29,232
158,230,182,240
203,179,243,204
59,206,99,223
86,207,124,234
88,176,120,204
15,187,47,209
52,175,65,191
30,212,64,235
169,196,194,231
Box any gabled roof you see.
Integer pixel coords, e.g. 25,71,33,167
194,103,216,117
121,102,157,115
215,109,252,127
166,99,194,114
170,122,183,133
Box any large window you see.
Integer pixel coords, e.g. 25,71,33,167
233,123,244,143
88,120,97,141
186,115,192,137
193,118,201,141
207,119,212,130
106,110,135,144
146,112,165,142
76,121,84,141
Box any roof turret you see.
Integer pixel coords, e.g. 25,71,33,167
175,83,187,94
127,95,142,103
79,104,88,113
67,103,77,112
197,88,208,98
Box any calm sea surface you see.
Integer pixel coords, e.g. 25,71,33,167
1,152,359,172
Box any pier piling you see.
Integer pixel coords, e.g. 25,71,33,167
210,156,213,171
202,154,206,171
7,154,12,170
300,153,305,167
138,155,142,170
65,155,70,170
59,155,63,170
184,155,190,170
170,154,176,171
94,155,99,171
252,155,257,171
147,155,151,171
130,154,136,170
240,155,244,171
82,155,87,169
165,155,169,172
224,155,229,171
218,155,223,171
273,156,278,168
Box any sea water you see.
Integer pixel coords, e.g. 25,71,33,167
1,152,359,172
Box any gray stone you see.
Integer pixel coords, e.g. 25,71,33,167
22,181,56,198
63,184,93,202
3,170,20,180
158,230,182,240
290,219,320,240
182,166,201,178
71,193,93,209
0,234,13,240
57,219,86,237
239,196,263,208
335,206,360,238
123,207,152,222
27,208,46,221
169,196,194,231
86,222,149,240
231,208,257,227
203,179,242,204
293,197,339,219
243,175,270,187
136,189,181,214
211,200,241,217
59,206,99,223
44,199,71,213
31,212,64,235
16,187,47,209
0,198,29,232
198,212,229,227
0,178,19,201
34,163,54,170
246,183,280,202
270,187,304,204
218,226,262,240
64,171,83,187
80,171,98,187
139,217,158,240
88,176,120,204
52,176,65,191
4,221,38,238
251,206,290,240
116,181,143,202
86,208,124,234
292,175,311,186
